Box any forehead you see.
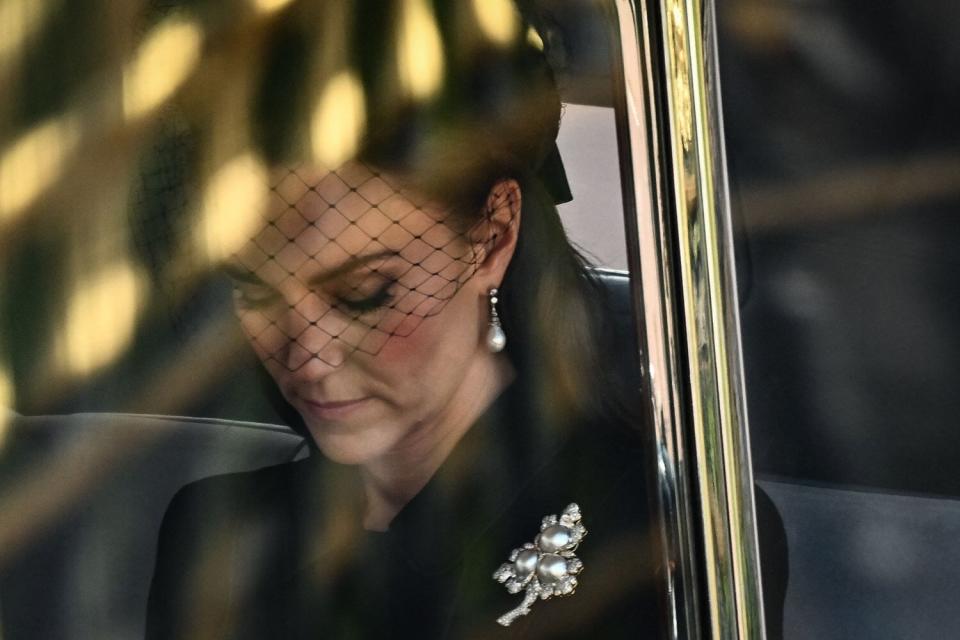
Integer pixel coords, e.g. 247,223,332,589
232,161,461,276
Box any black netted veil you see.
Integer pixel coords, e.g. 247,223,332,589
131,0,576,433
230,161,515,371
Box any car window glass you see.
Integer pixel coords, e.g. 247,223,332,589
0,2,661,638
718,2,960,637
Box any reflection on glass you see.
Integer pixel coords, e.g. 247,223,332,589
0,365,12,447
719,0,960,637
0,114,80,222
58,259,147,378
193,153,270,264
0,2,661,639
122,15,202,121
309,71,367,169
395,0,445,100
0,0,54,69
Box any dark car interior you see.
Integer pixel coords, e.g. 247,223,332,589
719,1,960,638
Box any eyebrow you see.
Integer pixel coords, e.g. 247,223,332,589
221,249,400,285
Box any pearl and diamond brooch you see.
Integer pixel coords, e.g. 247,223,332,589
493,503,587,626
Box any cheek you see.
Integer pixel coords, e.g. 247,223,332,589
374,312,441,367
237,309,283,360
373,292,482,375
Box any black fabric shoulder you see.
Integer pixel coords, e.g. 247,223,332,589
145,461,313,640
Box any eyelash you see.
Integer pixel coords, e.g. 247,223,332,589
232,281,396,314
336,280,396,314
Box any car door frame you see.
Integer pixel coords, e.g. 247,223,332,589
611,1,766,638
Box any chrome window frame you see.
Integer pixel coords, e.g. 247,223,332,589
612,1,765,638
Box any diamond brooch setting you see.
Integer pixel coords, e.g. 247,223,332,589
493,503,587,627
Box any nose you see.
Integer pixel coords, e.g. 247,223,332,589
278,291,351,376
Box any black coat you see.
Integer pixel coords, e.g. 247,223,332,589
146,383,785,639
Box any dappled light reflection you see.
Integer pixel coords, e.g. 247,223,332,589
249,0,296,16
123,14,202,121
0,365,12,449
58,261,147,378
739,152,960,230
471,0,520,46
0,0,54,70
526,26,545,51
310,71,366,169
396,0,444,100
0,114,81,223
193,152,269,264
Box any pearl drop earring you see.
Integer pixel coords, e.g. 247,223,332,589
486,288,506,353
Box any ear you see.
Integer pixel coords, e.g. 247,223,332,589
472,179,521,289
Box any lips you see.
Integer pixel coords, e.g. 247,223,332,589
299,396,370,420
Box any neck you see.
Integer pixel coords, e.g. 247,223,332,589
359,351,514,531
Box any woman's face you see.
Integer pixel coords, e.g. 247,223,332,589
227,161,509,465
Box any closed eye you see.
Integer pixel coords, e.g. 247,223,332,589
336,280,396,314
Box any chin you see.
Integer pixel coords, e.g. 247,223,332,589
309,429,397,466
